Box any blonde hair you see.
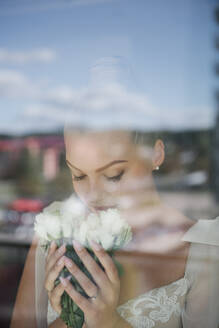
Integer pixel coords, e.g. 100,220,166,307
130,130,163,147
64,123,161,147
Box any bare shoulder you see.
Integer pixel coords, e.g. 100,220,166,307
158,203,194,228
129,206,194,254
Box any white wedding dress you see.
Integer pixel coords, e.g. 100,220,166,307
35,217,219,328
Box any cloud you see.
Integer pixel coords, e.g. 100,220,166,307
0,48,56,64
22,82,159,130
22,82,215,133
45,83,153,111
162,105,215,131
0,118,60,136
0,67,215,135
0,69,40,98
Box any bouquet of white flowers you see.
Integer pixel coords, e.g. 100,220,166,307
34,194,132,328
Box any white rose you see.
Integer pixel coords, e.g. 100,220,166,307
100,209,125,235
34,212,62,241
61,194,86,220
34,201,133,249
34,213,48,240
75,221,89,245
44,214,62,240
99,231,114,250
86,229,101,246
43,201,62,216
76,207,133,250
114,225,132,248
61,220,73,238
86,212,101,229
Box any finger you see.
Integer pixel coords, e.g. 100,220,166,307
72,240,111,290
46,243,66,273
64,257,98,297
49,281,66,314
45,256,65,292
89,240,120,287
46,240,57,260
46,244,66,275
60,277,92,313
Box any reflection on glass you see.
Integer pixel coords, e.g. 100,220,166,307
1,1,219,327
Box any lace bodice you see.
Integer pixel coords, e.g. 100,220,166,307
116,277,189,328
47,276,190,327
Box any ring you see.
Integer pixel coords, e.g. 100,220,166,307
89,288,99,300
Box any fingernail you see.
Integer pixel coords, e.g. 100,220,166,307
57,257,64,266
60,277,67,286
90,240,102,251
58,244,66,254
50,241,56,249
73,239,83,251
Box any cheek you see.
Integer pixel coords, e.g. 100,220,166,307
133,166,151,178
132,159,151,175
73,179,113,199
103,180,120,194
72,181,87,201
119,166,151,193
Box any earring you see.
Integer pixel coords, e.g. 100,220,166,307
155,166,159,170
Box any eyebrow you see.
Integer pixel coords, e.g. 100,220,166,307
66,159,128,173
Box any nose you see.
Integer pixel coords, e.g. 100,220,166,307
85,178,104,207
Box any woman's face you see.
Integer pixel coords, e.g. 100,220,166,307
64,129,157,213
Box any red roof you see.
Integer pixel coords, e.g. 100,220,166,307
9,198,44,212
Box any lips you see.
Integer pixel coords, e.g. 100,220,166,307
93,205,116,211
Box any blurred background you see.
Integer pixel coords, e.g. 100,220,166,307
0,0,219,326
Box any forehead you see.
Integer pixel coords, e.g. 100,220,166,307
64,130,136,171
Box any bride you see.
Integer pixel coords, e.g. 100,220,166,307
10,126,219,328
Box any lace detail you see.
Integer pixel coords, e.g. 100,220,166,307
47,277,189,327
47,299,59,326
116,277,190,327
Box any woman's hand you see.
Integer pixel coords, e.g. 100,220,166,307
44,242,67,315
60,239,121,328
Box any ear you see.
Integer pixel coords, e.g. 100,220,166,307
152,139,165,169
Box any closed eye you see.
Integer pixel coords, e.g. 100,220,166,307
72,170,125,182
72,174,86,181
105,170,125,181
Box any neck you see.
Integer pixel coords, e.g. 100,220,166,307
120,182,162,210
